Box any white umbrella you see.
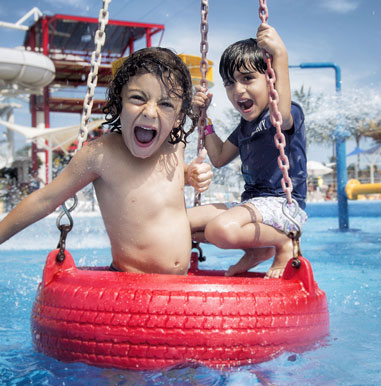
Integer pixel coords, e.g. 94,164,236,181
307,160,333,177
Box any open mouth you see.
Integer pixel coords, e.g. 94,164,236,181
237,99,254,111
134,126,157,145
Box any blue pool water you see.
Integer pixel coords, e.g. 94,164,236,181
1,202,381,385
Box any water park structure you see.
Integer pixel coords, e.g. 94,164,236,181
0,7,165,185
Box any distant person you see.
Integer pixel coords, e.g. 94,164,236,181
28,170,44,193
317,176,324,190
307,181,315,200
0,47,213,275
325,184,334,200
188,23,307,278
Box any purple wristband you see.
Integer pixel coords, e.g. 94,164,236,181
204,124,214,136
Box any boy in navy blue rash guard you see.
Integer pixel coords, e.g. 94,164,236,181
188,23,307,278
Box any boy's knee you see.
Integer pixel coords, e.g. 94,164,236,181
205,218,240,248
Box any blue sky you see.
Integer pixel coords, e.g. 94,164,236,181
0,0,380,163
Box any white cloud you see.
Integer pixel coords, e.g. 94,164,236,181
321,0,359,13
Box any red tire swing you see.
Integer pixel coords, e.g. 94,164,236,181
31,0,329,370
32,249,329,370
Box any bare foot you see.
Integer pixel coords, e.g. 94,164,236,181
225,247,275,276
265,265,287,279
265,238,293,278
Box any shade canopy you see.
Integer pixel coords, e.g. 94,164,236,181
0,118,104,154
307,160,333,177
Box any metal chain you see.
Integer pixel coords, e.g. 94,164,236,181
55,0,111,260
258,0,293,204
76,0,111,154
259,0,302,262
194,0,209,207
191,0,209,263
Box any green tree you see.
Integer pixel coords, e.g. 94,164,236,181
293,86,381,178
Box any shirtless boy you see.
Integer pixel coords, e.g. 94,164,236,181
0,47,212,275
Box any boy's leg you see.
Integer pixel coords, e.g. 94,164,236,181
187,203,228,243
188,204,275,272
204,203,293,278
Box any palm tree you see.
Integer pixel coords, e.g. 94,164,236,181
293,87,381,179
363,119,381,143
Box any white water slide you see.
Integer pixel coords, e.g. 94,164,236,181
0,8,98,184
0,8,65,183
0,46,57,178
0,7,54,92
0,47,56,176
0,47,55,92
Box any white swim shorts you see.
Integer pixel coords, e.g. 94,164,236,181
225,196,308,234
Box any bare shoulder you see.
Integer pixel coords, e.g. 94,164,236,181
79,132,123,165
84,132,121,152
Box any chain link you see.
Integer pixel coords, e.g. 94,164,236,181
258,0,293,204
258,0,269,23
76,0,111,154
194,0,209,207
55,0,111,258
259,1,302,262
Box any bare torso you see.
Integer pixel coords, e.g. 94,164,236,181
91,133,191,274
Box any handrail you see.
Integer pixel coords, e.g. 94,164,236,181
345,179,381,200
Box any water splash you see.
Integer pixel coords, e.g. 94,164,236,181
302,87,380,144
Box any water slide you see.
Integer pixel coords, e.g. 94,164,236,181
0,46,95,184
0,47,55,90
0,47,56,178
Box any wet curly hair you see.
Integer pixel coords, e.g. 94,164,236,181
103,47,198,145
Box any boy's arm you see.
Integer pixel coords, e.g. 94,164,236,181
192,86,239,168
256,23,293,131
204,132,239,168
0,143,99,244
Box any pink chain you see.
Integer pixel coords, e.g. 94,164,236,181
198,0,209,153
258,0,293,204
194,0,209,207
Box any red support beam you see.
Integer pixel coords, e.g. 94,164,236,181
30,95,38,173
52,14,164,31
146,28,152,47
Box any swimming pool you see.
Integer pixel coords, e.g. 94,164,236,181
1,202,380,385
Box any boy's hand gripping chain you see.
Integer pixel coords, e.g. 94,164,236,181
259,0,302,264
55,0,111,261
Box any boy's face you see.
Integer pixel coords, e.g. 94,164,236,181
120,72,183,159
223,67,268,122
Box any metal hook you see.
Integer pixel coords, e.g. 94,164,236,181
282,198,303,269
192,241,206,262
288,231,302,269
56,195,78,262
282,198,302,239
